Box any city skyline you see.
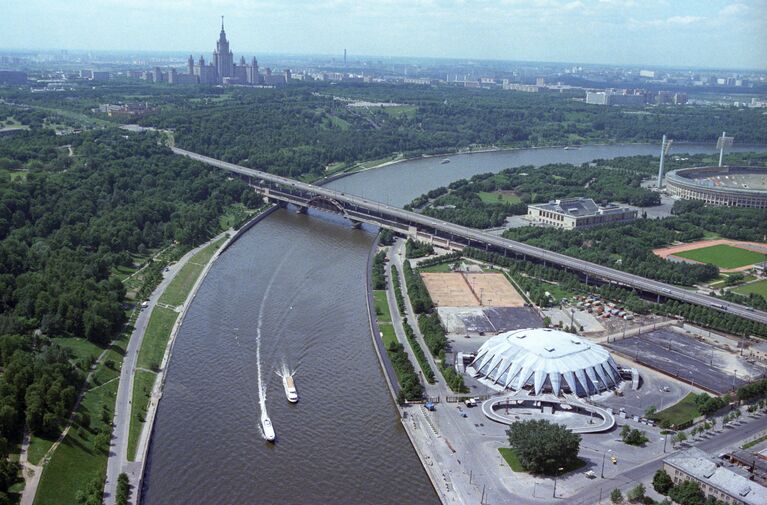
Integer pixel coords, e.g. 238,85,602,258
2,0,766,70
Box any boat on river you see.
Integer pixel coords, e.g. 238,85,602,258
261,413,275,442
441,158,451,164
283,374,299,403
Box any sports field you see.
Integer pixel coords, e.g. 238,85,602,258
420,272,524,307
654,239,767,272
673,244,765,269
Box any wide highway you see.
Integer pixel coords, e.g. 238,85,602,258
173,147,767,327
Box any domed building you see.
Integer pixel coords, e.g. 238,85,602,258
469,328,622,398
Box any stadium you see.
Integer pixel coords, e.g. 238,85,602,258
666,166,767,209
468,328,622,398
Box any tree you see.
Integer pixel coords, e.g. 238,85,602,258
610,488,623,504
668,480,705,505
506,419,581,474
675,431,688,444
621,426,649,446
116,473,130,505
653,469,673,495
626,483,645,503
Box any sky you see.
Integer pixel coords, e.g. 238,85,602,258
2,0,766,70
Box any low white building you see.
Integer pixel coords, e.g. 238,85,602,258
527,197,637,230
663,448,767,505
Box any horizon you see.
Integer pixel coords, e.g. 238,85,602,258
3,0,766,71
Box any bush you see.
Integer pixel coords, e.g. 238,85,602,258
652,469,673,495
371,251,387,290
621,425,649,446
626,483,645,503
668,480,705,505
403,262,433,313
405,239,434,259
611,488,623,504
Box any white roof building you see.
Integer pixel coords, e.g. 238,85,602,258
469,328,621,397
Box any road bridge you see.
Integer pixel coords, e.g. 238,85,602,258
173,147,767,327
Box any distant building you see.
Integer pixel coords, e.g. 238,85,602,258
663,448,767,505
152,67,164,83
586,90,645,106
639,69,656,78
527,198,638,230
183,18,263,85
95,102,153,118
503,83,542,93
79,69,93,79
91,71,110,81
0,70,27,84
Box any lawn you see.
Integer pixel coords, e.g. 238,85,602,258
498,448,525,472
498,448,586,474
136,306,178,371
651,392,701,427
478,191,522,205
52,337,103,365
742,434,767,450
733,279,767,299
674,244,766,269
418,261,456,273
381,105,417,119
33,354,121,505
379,323,397,349
373,291,391,323
127,369,157,461
218,203,249,230
26,437,55,466
158,237,225,307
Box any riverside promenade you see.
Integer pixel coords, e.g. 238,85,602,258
104,207,275,504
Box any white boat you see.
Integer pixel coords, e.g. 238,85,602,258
261,414,275,442
283,374,299,403
440,158,451,164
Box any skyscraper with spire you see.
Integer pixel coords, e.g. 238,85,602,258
213,16,234,80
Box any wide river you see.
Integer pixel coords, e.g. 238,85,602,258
142,143,765,504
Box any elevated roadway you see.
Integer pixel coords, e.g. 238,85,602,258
173,147,767,327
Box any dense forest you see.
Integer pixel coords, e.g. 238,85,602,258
0,127,259,493
4,82,766,180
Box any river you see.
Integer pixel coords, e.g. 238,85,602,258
142,142,765,505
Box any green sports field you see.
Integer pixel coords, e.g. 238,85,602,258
674,244,766,269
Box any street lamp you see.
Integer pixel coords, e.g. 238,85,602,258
601,449,612,478
661,436,668,453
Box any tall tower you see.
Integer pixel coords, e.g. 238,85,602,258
187,55,194,75
213,16,234,80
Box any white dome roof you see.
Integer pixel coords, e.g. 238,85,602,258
470,328,621,397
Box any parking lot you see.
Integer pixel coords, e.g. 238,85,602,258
607,329,760,394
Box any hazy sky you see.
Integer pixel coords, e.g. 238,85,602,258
3,0,766,69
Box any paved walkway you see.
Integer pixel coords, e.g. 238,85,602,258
103,232,230,505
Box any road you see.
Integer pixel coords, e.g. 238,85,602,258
103,239,220,504
172,147,767,327
566,412,767,504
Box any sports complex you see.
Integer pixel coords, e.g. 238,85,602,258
666,165,767,208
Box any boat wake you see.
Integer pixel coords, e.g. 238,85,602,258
255,255,290,441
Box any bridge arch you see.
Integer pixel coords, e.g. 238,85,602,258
306,195,349,219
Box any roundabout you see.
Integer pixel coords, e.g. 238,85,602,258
481,394,616,434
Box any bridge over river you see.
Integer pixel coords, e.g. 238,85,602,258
173,147,767,327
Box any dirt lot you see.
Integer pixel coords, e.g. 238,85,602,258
420,272,524,307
